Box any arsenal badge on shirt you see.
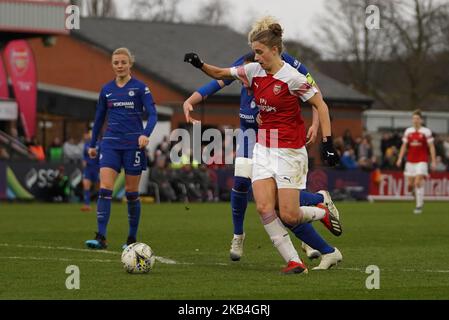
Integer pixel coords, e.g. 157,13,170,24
273,84,282,95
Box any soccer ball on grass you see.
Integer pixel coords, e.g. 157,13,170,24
121,242,156,274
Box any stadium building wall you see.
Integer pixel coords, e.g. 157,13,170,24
26,36,243,148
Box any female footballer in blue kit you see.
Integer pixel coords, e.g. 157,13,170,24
183,17,342,270
85,48,157,250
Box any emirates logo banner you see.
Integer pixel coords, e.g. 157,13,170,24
3,40,37,139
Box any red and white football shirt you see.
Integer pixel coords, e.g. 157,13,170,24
402,126,434,163
230,62,317,149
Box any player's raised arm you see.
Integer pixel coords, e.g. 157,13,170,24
185,54,248,124
183,53,257,123
183,81,225,124
190,55,247,108
183,92,203,124
184,53,235,80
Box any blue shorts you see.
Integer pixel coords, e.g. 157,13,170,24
83,167,99,183
236,127,257,159
100,148,147,176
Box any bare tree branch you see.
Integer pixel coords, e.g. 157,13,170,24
195,0,230,26
317,0,449,110
131,0,183,22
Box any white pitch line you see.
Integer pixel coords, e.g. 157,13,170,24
405,269,449,274
0,256,115,263
0,243,178,265
154,256,178,264
423,269,449,273
2,243,449,273
337,267,364,272
337,267,449,274
0,243,120,255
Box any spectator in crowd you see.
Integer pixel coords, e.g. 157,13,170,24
443,136,449,166
47,137,63,162
63,137,83,164
194,164,219,202
434,155,447,172
177,163,202,201
354,136,362,159
381,131,402,160
382,145,399,169
343,129,356,150
333,136,345,157
380,132,392,161
340,146,358,169
27,137,46,162
433,134,446,159
357,136,376,170
9,127,19,139
170,147,199,169
0,146,10,160
357,136,372,160
149,152,177,202
154,135,171,161
358,155,378,171
392,131,403,149
9,127,26,146
50,166,70,202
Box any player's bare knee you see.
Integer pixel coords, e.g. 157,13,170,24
100,183,114,190
125,186,139,193
415,178,422,188
256,202,274,216
278,208,299,226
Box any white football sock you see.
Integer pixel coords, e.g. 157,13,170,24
262,215,300,263
416,186,424,208
300,206,326,223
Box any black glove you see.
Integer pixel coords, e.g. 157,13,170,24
321,136,340,167
184,53,204,68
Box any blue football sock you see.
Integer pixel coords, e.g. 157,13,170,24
300,190,324,206
231,190,247,235
97,188,112,237
83,190,91,206
291,223,334,254
231,176,251,235
126,192,141,239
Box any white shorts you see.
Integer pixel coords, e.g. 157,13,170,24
404,162,429,177
234,157,253,179
252,143,308,189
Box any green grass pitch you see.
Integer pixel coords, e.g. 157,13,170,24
1,201,449,299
